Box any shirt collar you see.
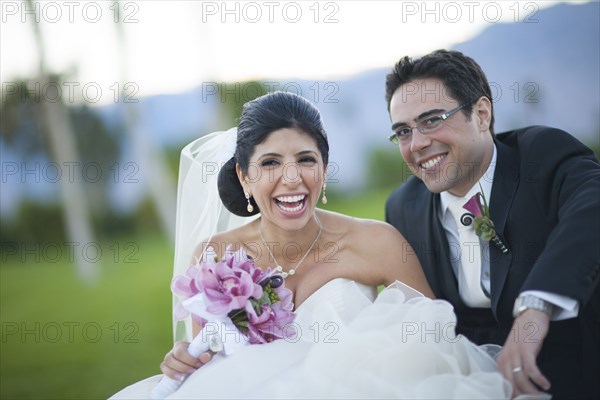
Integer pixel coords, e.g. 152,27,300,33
440,144,497,219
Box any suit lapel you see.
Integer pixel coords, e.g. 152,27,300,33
428,194,462,303
489,139,519,311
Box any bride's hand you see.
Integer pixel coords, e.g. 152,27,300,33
160,341,213,381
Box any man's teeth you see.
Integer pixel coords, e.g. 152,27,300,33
421,155,445,169
276,195,305,203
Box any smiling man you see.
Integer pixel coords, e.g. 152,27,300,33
384,50,599,399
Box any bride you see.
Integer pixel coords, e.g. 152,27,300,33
111,91,510,399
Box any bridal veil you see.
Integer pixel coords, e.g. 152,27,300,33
173,128,257,342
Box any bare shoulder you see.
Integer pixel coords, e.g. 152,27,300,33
191,221,257,260
355,218,405,241
317,209,431,294
356,219,408,259
317,209,407,257
329,211,404,240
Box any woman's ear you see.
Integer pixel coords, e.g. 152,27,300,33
474,96,492,133
236,164,249,194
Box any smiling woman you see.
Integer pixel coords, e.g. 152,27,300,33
109,91,511,400
217,91,329,220
238,129,324,228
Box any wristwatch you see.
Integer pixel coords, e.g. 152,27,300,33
512,294,554,318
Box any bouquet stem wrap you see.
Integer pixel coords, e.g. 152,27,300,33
151,294,249,399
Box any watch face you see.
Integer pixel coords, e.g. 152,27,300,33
512,298,524,317
514,296,533,316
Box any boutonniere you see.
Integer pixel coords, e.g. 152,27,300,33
462,187,508,254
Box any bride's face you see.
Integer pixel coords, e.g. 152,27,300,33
239,128,326,232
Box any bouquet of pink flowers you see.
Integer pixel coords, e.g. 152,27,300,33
152,246,295,399
172,245,296,343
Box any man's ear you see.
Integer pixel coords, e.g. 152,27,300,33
236,164,249,194
474,96,492,133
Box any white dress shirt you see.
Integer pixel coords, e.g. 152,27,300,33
438,145,578,320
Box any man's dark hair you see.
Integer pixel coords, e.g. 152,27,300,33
385,50,495,135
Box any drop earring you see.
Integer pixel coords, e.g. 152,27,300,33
321,183,328,205
245,191,254,213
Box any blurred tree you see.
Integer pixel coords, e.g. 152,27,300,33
216,80,268,128
1,93,121,243
114,1,176,243
70,105,120,220
2,1,100,283
0,80,45,155
1,201,66,245
366,147,413,190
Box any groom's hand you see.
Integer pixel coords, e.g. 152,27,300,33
160,341,214,381
497,310,551,398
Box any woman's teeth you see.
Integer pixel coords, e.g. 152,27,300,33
277,195,305,203
421,155,445,169
276,195,305,212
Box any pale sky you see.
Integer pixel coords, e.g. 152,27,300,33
0,1,585,104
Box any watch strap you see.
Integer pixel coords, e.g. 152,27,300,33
513,294,554,318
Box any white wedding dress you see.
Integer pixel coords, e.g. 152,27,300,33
110,278,510,399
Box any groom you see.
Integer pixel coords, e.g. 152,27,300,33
384,50,599,399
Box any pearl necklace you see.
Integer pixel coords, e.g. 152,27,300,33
258,217,323,278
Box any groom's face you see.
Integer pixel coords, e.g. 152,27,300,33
389,78,493,197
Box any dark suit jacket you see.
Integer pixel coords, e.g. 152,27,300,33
386,126,600,399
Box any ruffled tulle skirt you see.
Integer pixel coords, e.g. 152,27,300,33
110,279,510,399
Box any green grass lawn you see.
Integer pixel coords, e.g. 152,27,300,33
0,187,397,399
1,236,174,399
322,186,394,221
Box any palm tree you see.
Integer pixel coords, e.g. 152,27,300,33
114,1,176,242
25,0,98,283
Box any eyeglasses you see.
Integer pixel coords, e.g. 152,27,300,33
388,103,467,145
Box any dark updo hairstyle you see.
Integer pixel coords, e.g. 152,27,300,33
217,91,329,217
385,49,495,135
